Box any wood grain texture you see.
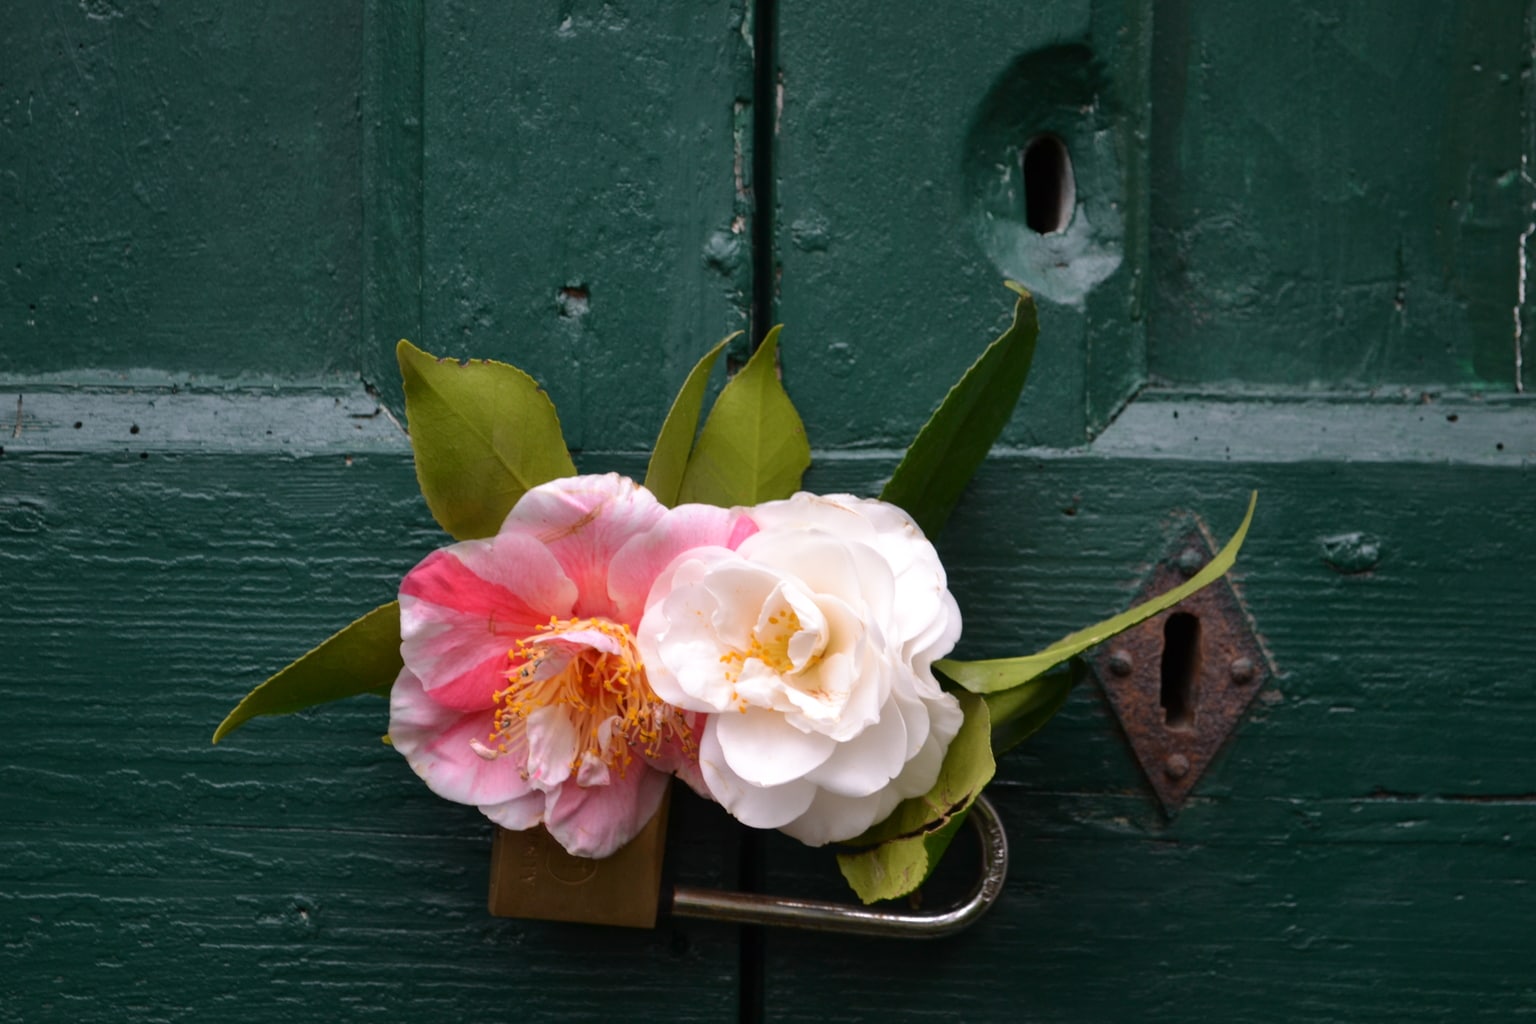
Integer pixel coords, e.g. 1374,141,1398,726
757,450,1536,1022
7,1,1536,1021
415,0,757,448
770,0,1151,450
0,441,742,1022
0,3,366,380
1149,1,1530,390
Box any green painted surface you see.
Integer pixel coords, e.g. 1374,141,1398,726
1,4,366,381
416,0,757,450
1149,1,1531,391
0,443,742,1021
760,452,1536,1021
771,0,1151,449
760,0,1536,1019
5,1,1536,1021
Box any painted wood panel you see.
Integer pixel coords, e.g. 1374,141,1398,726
1149,1,1532,390
5,1,1535,1021
762,0,1536,1019
0,4,366,381
1,2,756,1019
0,433,743,1021
415,0,757,451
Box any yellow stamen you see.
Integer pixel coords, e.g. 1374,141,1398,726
483,617,693,776
719,607,806,684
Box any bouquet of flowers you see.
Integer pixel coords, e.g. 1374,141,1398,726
214,284,1252,904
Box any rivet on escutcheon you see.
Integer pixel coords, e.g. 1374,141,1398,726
1163,753,1191,779
1107,650,1134,677
1229,657,1256,684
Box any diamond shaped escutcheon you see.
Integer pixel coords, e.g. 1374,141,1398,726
1092,523,1274,816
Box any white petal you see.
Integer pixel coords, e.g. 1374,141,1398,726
700,724,819,830
888,691,963,800
713,705,836,786
802,698,910,798
778,784,905,847
524,705,576,789
702,562,781,650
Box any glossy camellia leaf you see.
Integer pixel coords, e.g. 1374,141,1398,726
980,657,1082,756
643,333,736,507
836,691,994,904
212,601,401,744
939,493,1258,694
880,282,1039,538
397,339,577,541
676,326,810,507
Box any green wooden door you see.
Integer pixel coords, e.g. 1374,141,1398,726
4,2,1532,1021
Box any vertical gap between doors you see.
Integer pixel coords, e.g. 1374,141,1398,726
740,1,775,1019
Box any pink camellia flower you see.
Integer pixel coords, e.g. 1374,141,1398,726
387,473,753,858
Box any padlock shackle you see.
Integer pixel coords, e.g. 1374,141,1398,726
669,794,1008,938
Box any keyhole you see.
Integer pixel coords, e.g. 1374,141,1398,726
1160,612,1201,730
1021,134,1075,234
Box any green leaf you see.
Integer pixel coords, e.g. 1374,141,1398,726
835,691,995,904
643,333,736,506
880,282,1039,537
939,492,1259,694
676,326,811,506
212,601,402,744
979,657,1082,755
397,339,577,541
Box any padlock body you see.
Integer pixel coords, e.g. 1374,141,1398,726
487,790,669,928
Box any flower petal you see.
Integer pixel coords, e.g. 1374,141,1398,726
801,699,910,798
400,532,574,622
387,668,535,808
479,790,548,832
498,474,665,620
608,503,754,625
542,760,671,858
399,533,576,710
778,784,904,847
699,725,820,829
524,705,577,789
712,706,836,787
636,552,741,710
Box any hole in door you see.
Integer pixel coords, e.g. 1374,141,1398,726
1160,612,1201,730
1021,134,1075,234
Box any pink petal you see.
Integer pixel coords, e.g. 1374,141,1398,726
387,668,536,808
499,474,665,620
400,534,574,623
479,790,548,832
399,534,577,710
608,503,757,625
642,713,708,796
529,626,628,658
399,596,521,711
542,758,671,858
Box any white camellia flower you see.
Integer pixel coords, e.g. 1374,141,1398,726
636,493,964,846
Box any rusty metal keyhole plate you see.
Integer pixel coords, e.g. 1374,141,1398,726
1092,525,1273,815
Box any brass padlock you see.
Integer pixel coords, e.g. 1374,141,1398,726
486,789,1009,938
487,788,670,929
